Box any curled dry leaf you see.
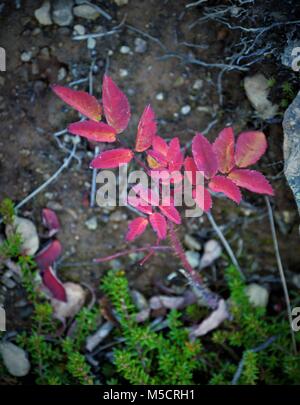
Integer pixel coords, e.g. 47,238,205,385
51,282,86,319
43,266,67,302
35,240,62,270
189,299,229,339
42,208,60,237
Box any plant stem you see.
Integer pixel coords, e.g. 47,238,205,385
93,245,171,263
206,211,245,280
168,221,219,309
265,197,297,355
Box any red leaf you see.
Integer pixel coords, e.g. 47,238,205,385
35,240,62,270
212,127,235,173
149,213,167,240
192,133,218,179
127,195,153,215
135,105,157,152
193,186,212,212
42,266,67,302
152,135,169,156
126,217,148,241
147,150,168,169
90,148,133,169
52,85,102,122
208,175,242,204
68,120,116,143
102,75,131,133
184,157,198,185
235,131,267,168
228,169,274,195
42,208,60,237
159,205,181,224
167,137,183,171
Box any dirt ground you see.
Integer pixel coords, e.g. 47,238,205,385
0,0,299,331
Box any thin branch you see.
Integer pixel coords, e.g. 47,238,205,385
15,144,77,212
265,197,297,355
93,245,171,263
206,211,245,280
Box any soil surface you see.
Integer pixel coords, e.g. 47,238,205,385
0,0,299,332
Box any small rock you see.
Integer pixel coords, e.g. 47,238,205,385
6,217,39,256
52,0,74,26
0,342,30,377
73,4,100,20
86,321,113,352
131,290,148,310
134,37,147,53
87,37,96,50
282,91,300,214
193,79,203,91
281,40,300,71
244,73,278,120
119,68,128,78
245,283,269,308
85,216,98,230
186,251,200,268
184,235,201,251
34,1,52,26
181,105,191,115
57,66,67,81
73,23,85,35
292,274,300,289
1,275,16,289
51,282,86,318
110,210,127,222
199,239,222,269
156,92,164,101
114,0,128,5
120,45,131,54
20,51,32,62
0,77,5,86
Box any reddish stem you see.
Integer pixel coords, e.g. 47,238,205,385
168,220,219,309
93,245,171,263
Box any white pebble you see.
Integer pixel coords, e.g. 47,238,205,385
156,92,164,101
120,45,131,54
87,37,96,50
119,68,128,78
20,51,32,62
181,105,191,115
73,24,85,36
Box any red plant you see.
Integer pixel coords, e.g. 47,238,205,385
52,75,274,309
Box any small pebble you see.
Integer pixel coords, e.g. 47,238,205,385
73,24,85,36
186,251,200,269
156,92,164,101
87,37,96,50
119,68,128,78
193,79,203,91
184,234,201,251
120,45,131,54
0,342,30,377
85,216,98,231
20,51,32,62
181,105,191,115
57,66,67,81
134,37,147,53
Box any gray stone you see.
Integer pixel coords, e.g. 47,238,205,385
134,37,147,53
120,45,130,54
245,283,269,308
34,1,53,26
73,24,85,35
281,40,300,71
282,91,300,214
52,0,74,26
85,216,98,230
20,51,32,62
244,73,278,120
73,4,100,20
87,37,96,50
0,342,30,377
184,234,201,251
181,105,191,115
186,251,200,269
199,239,222,269
6,217,39,256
